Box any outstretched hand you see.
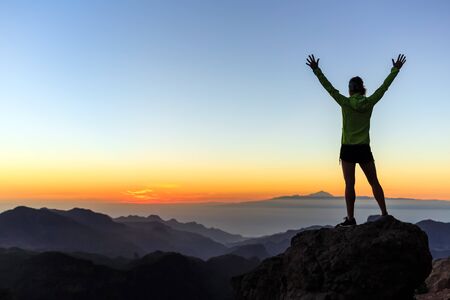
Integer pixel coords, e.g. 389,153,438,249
392,54,406,70
306,54,320,70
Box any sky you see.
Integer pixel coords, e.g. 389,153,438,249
1,0,450,205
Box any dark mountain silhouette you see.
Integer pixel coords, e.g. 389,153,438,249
232,216,432,300
51,207,126,231
115,214,247,245
124,251,258,300
228,225,329,256
52,208,229,259
0,206,139,257
115,215,162,223
0,205,448,299
206,254,260,280
0,248,260,300
0,206,229,259
416,219,450,259
11,251,121,300
430,249,450,259
226,243,270,260
120,221,227,259
2,205,448,262
68,251,131,270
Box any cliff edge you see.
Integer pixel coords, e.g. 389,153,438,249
231,215,432,300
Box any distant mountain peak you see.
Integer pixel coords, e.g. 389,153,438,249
68,207,95,213
147,214,163,221
12,206,35,212
306,191,334,198
271,191,334,200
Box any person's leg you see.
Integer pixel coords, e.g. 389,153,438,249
341,160,356,219
359,161,388,216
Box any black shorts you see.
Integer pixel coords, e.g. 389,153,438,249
339,144,374,164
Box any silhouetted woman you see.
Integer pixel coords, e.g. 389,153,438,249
306,54,406,227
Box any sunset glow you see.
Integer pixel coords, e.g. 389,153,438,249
1,0,450,205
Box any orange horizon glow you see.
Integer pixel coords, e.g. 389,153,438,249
2,190,450,205
1,172,449,205
1,155,450,205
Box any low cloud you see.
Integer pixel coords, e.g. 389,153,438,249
123,188,157,200
123,184,179,201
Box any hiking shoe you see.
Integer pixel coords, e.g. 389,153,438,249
335,216,357,228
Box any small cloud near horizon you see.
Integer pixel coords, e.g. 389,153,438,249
123,184,180,201
123,188,157,200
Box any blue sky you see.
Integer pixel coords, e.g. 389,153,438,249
1,0,450,202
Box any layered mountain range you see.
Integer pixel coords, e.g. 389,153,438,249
0,206,449,260
0,248,259,300
0,205,448,300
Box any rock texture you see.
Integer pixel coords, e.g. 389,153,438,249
231,215,432,300
416,257,450,300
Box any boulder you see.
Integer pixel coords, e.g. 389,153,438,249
231,215,432,300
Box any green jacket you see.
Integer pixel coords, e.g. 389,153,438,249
313,66,400,144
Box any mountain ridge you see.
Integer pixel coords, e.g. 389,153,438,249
115,214,247,245
0,206,229,259
270,190,334,200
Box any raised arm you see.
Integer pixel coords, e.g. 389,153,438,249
366,54,406,106
306,54,347,106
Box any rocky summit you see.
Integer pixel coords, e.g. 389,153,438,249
416,257,450,300
231,215,432,300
